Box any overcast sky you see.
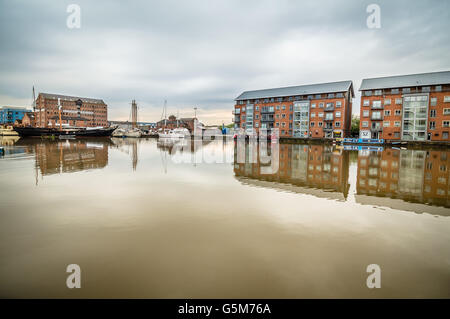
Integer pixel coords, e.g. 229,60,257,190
0,0,449,124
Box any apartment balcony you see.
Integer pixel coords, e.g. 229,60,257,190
324,116,334,121
234,116,240,123
324,106,334,112
371,116,383,121
371,105,383,110
261,117,274,122
370,126,383,132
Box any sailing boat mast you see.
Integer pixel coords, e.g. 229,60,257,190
32,86,36,113
57,98,62,131
164,99,167,129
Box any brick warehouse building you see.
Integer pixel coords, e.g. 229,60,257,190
234,81,354,138
35,93,108,128
359,71,450,141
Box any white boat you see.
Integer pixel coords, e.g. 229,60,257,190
158,128,189,139
0,125,19,137
125,128,142,138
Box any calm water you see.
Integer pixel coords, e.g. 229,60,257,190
0,136,449,298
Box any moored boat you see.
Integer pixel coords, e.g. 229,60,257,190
13,126,117,137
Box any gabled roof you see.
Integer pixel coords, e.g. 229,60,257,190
39,93,106,104
359,71,450,91
235,80,354,101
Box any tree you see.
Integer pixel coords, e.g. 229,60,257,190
351,114,360,137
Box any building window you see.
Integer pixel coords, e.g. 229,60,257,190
336,101,342,107
255,106,259,111
374,90,382,96
430,97,437,106
318,112,324,118
383,121,390,127
391,88,399,94
255,122,259,128
311,103,316,108
395,98,402,104
444,96,450,103
363,110,369,117
444,108,450,115
311,113,316,118
315,94,321,99
362,121,368,127
363,100,370,106
443,121,450,128
395,109,401,116
276,105,280,110
328,93,335,98
372,111,382,120
436,85,442,92
282,105,286,110
289,105,293,111
318,122,323,127
364,91,372,96
255,114,259,119
335,121,341,127
394,132,400,138
276,114,280,119
402,88,411,93
310,122,315,127
422,86,431,92
337,93,344,98
282,114,286,118
282,122,286,127
384,99,391,105
443,132,449,139
430,109,436,118
384,110,391,116
394,121,401,127
319,102,324,108
429,121,436,130
335,111,341,118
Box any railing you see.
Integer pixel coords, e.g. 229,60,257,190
324,106,334,112
371,116,383,121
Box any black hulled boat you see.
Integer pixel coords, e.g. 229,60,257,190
14,126,117,137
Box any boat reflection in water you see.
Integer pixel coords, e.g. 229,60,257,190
12,138,110,178
356,148,450,215
234,143,350,201
234,143,449,215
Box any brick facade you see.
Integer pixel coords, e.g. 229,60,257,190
35,93,108,128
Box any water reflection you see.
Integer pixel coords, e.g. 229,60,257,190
356,148,450,212
234,143,449,215
234,144,350,201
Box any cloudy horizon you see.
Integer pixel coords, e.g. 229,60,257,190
1,0,449,125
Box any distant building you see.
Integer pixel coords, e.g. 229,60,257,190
109,121,157,130
359,71,450,141
234,80,354,138
35,93,108,128
156,116,201,132
0,106,32,124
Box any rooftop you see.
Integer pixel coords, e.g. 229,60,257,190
235,80,354,101
39,93,106,104
0,106,32,110
359,71,450,91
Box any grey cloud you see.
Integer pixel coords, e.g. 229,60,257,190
0,0,449,123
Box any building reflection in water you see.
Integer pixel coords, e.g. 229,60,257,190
234,143,350,201
111,137,140,171
15,138,110,178
356,148,450,211
234,143,450,214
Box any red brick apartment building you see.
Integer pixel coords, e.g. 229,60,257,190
35,93,108,128
359,71,450,141
234,81,354,138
